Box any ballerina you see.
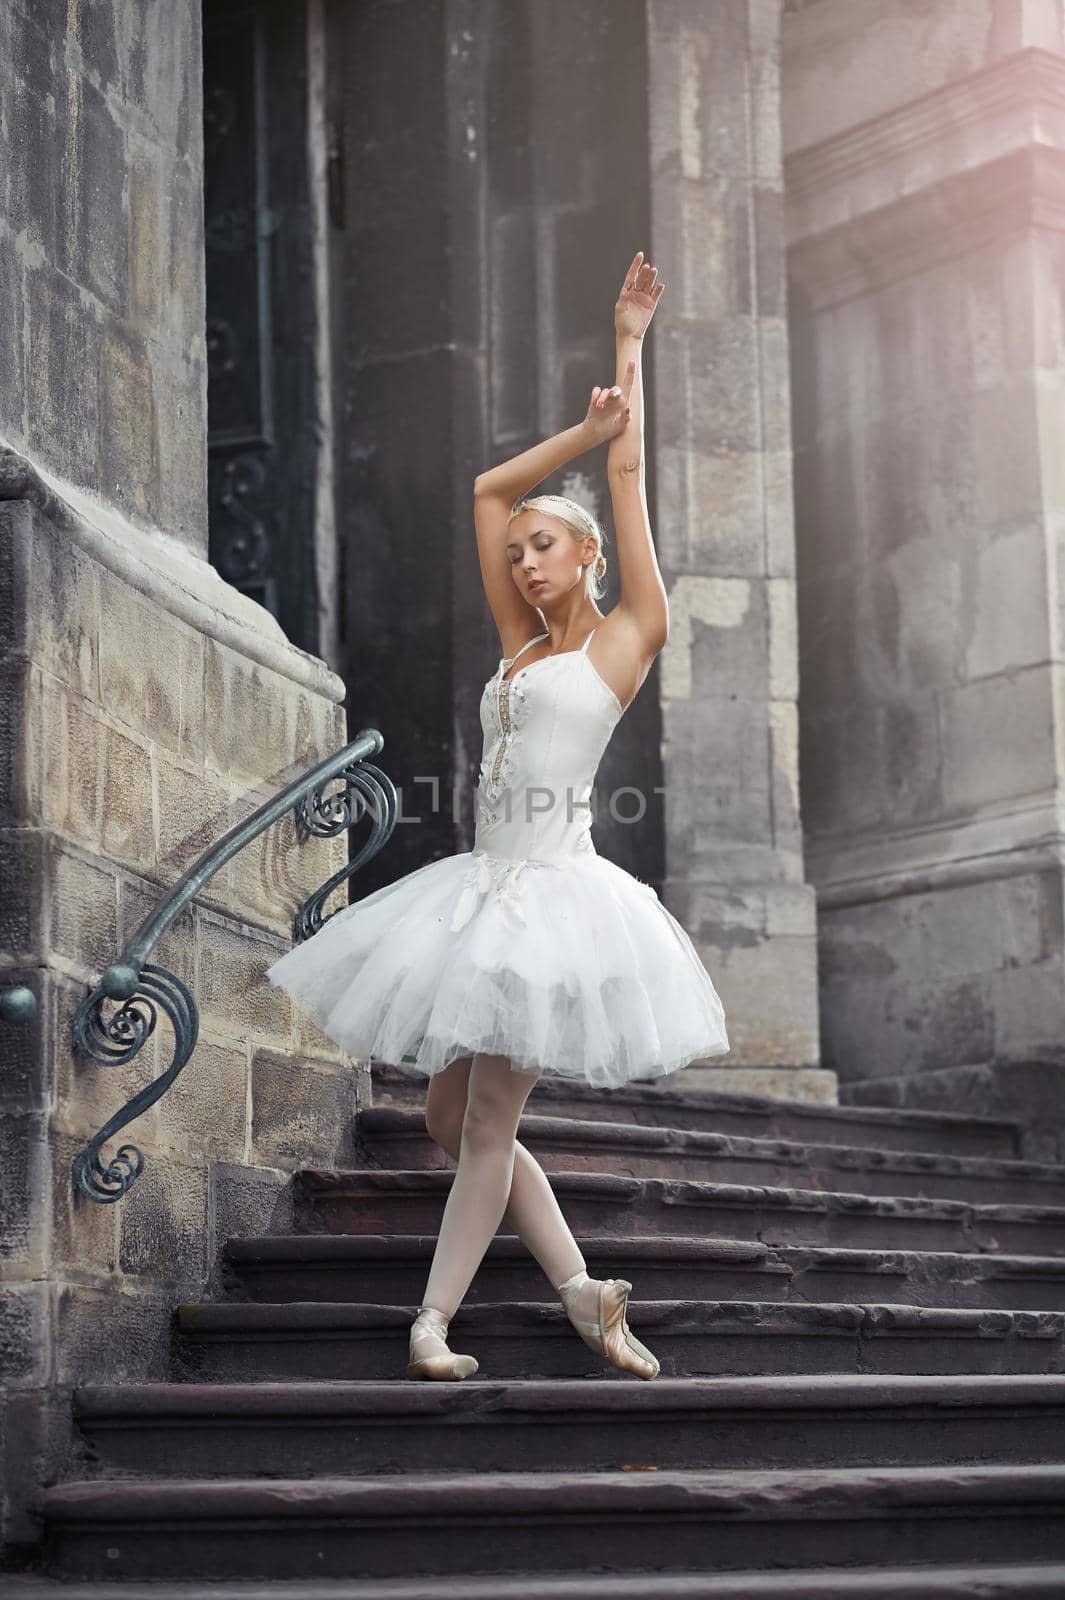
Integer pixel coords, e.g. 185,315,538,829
265,250,729,1383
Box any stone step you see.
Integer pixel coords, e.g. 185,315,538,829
6,1569,1065,1599
171,1297,1065,1382
40,1466,1065,1580
222,1233,1065,1313
356,1108,1065,1206
71,1374,1065,1479
8,1568,1065,1598
370,1060,1023,1158
301,1168,1065,1256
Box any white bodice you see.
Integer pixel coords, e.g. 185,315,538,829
473,624,623,859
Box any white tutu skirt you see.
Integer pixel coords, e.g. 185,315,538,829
264,849,730,1088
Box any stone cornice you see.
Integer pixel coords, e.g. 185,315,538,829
787,47,1065,205
0,446,346,703
808,792,1065,909
787,143,1065,312
786,48,1065,309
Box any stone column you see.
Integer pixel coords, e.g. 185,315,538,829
646,0,825,1093
783,0,1065,1129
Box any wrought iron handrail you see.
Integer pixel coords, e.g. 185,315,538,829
70,730,398,1203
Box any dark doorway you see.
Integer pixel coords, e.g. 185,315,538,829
202,0,321,657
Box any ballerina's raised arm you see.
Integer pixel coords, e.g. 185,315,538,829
592,251,670,708
472,360,630,666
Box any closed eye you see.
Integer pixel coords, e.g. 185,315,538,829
509,539,552,566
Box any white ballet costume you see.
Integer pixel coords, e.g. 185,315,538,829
264,625,730,1083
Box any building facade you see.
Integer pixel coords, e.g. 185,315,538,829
3,0,1065,1565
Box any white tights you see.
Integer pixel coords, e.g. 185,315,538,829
418,1051,600,1327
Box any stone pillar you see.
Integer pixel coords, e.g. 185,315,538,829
646,0,825,1093
0,1,354,1565
783,1,1065,1126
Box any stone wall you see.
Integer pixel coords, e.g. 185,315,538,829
0,0,358,1565
0,480,355,1563
783,0,1065,1109
0,0,208,552
0,480,355,1562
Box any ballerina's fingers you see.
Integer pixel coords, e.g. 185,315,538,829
622,248,644,290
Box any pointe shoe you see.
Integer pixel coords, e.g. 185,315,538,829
557,1269,660,1380
406,1304,479,1381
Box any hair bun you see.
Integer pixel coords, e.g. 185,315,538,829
594,554,607,576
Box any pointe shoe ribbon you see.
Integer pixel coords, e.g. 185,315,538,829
406,1304,479,1381
557,1269,660,1381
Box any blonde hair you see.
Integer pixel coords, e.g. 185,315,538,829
507,494,608,602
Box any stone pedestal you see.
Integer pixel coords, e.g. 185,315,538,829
647,0,825,1088
784,4,1065,1116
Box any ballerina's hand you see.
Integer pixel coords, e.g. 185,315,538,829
583,376,633,444
615,250,665,340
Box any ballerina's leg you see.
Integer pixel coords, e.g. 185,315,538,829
418,1052,658,1377
418,1050,543,1318
425,1057,587,1291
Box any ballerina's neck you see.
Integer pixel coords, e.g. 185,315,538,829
501,625,600,680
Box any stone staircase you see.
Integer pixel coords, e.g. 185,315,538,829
10,1065,1065,1596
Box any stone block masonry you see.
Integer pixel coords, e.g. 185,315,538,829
0,484,357,1563
0,0,208,551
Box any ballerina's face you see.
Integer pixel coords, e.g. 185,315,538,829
506,511,596,606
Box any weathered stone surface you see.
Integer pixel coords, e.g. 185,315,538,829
0,1281,48,1389
47,846,119,975
0,1385,75,1551
196,912,293,1046
153,1035,248,1161
52,1281,173,1388
940,667,1055,815
96,570,206,766
0,1112,47,1273
99,721,155,869
116,1152,209,1285
204,640,344,788
783,0,1001,155
1,0,207,548
819,871,1065,1082
251,1050,357,1168
153,756,232,907
0,967,49,1114
681,1065,838,1103
0,660,30,827
292,996,361,1071
38,673,105,849
26,535,99,701
844,1058,1065,1164
22,264,100,492
209,1161,296,1254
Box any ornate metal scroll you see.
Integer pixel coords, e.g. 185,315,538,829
70,731,396,1203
